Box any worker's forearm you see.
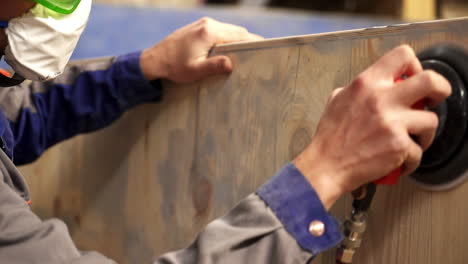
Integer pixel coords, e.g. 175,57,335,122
0,160,341,263
155,163,343,263
154,194,314,264
0,150,115,264
6,52,162,165
293,145,344,210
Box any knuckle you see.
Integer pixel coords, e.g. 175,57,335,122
378,115,396,134
377,115,407,153
197,24,212,39
428,112,439,130
350,73,369,93
196,17,217,38
215,57,230,70
199,17,213,25
416,147,423,161
405,150,423,175
420,70,440,89
428,70,452,97
388,133,409,157
410,147,423,167
423,69,437,80
442,79,452,97
397,44,416,60
330,88,342,99
237,26,249,34
351,74,384,114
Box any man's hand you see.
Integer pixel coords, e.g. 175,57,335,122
140,17,263,83
294,45,451,210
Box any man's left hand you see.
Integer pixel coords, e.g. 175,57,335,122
140,17,263,83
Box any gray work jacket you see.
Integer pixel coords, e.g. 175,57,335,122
0,53,340,263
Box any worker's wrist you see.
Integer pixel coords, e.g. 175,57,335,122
139,47,169,81
257,163,343,254
293,147,346,210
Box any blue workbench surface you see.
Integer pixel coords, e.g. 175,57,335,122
72,4,396,59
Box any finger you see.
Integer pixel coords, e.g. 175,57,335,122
246,33,265,41
327,87,343,103
401,110,439,150
191,55,233,78
392,70,452,107
213,23,263,44
217,32,263,44
192,17,263,45
401,139,423,177
217,30,262,44
369,45,423,80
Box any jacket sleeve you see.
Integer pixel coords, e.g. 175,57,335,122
1,159,342,264
1,52,162,166
154,194,313,264
0,149,116,264
153,163,343,264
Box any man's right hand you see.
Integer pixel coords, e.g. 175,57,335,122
293,45,452,210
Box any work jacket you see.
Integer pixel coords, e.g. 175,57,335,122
0,52,341,263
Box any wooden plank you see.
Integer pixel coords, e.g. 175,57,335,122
21,17,468,264
291,39,354,264
215,17,468,53
195,46,301,213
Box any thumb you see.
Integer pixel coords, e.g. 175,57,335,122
192,55,233,78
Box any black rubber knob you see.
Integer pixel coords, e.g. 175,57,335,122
410,44,468,190
418,59,467,169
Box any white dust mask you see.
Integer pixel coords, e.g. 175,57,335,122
3,0,92,81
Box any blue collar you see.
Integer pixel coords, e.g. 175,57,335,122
0,21,8,29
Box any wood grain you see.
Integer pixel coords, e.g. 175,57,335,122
21,17,468,264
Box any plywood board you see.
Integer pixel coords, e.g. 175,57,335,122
21,17,468,264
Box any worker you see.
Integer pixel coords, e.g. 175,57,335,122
0,0,451,263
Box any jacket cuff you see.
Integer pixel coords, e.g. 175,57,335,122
257,163,342,255
114,51,163,106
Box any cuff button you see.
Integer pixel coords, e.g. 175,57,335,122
309,220,325,237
